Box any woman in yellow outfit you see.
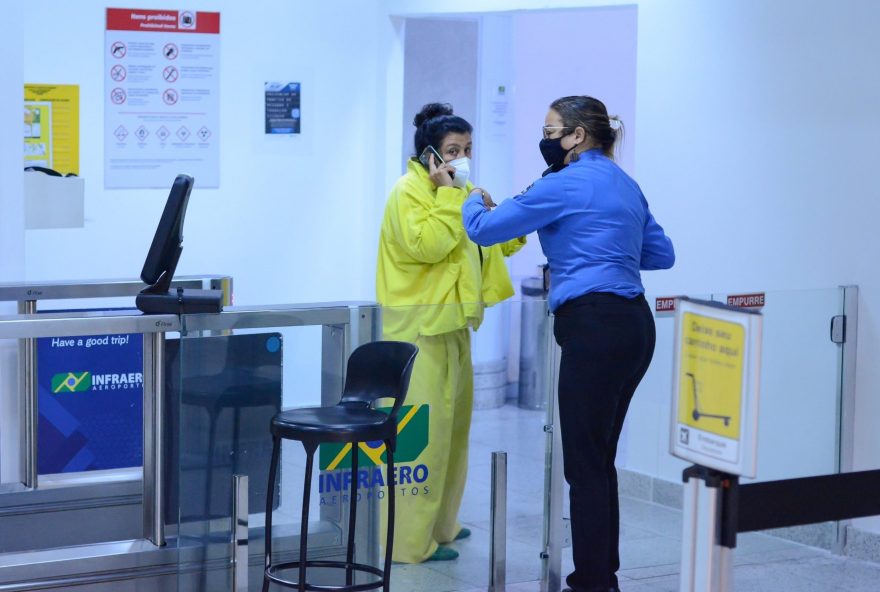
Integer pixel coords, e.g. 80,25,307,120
376,103,524,563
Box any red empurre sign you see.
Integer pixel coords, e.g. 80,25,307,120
727,293,765,308
655,297,677,313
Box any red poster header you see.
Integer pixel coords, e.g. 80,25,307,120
727,293,765,309
655,297,677,313
107,8,220,34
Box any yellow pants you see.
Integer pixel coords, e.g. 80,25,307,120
382,328,473,563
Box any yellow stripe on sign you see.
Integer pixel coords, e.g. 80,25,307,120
68,372,88,390
359,442,385,465
326,443,352,471
396,405,420,434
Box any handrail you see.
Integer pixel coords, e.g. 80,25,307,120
0,275,232,303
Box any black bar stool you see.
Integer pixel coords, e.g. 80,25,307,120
263,341,418,592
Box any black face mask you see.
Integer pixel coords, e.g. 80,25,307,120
539,136,576,170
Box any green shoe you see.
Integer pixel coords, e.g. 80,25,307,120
454,527,471,541
426,546,459,562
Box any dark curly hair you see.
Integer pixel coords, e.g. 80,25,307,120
412,103,473,160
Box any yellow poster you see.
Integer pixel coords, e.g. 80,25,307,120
24,84,79,175
677,312,745,439
23,102,52,168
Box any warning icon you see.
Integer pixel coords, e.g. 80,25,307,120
197,126,211,141
110,88,127,105
114,126,128,141
110,42,127,59
163,66,179,83
177,126,191,141
156,126,170,142
135,126,149,142
163,89,179,105
110,65,127,82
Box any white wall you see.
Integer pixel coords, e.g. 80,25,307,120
383,0,880,533
22,0,386,307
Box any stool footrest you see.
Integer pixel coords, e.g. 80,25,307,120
265,559,386,591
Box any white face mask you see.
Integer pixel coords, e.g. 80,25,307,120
448,157,470,188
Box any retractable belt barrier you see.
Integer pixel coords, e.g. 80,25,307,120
680,464,880,592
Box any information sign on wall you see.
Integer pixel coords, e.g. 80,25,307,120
265,82,301,134
670,298,763,477
104,8,220,188
24,84,80,175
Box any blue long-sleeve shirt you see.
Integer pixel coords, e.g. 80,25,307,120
462,148,675,312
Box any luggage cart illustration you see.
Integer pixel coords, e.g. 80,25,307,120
686,372,731,427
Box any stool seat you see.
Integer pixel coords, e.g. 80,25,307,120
271,406,396,443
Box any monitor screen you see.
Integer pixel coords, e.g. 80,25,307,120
141,174,193,287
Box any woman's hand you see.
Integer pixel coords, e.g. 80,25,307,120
470,187,497,209
429,154,455,188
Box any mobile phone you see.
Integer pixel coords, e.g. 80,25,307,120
418,146,454,178
418,145,444,169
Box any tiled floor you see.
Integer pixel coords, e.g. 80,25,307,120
388,404,880,592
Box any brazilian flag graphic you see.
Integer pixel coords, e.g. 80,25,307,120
52,372,92,393
320,404,429,470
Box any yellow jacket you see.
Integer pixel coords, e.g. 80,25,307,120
376,159,525,341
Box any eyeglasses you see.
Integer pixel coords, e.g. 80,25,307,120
542,126,571,140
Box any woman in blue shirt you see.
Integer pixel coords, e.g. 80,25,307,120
463,96,675,592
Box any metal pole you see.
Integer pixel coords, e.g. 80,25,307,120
679,476,699,592
835,285,859,553
231,474,249,592
142,332,166,546
18,300,38,489
679,470,730,592
490,451,508,592
542,310,563,592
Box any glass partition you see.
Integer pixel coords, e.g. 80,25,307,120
626,288,845,487
174,304,373,591
173,299,552,591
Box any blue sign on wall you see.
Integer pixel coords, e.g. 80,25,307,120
37,334,143,474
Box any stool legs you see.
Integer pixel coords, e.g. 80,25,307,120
383,439,395,592
263,435,281,592
299,441,318,592
346,442,359,586
263,435,397,591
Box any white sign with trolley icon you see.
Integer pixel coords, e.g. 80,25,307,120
670,297,763,478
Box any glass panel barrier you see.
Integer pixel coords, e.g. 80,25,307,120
173,300,553,591
624,289,844,487
175,304,373,591
613,288,849,564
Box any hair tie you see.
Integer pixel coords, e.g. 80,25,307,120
609,117,622,131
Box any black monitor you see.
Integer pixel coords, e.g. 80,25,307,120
135,174,224,314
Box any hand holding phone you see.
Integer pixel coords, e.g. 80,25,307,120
421,146,455,187
419,145,444,169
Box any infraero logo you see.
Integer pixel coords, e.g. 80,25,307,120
318,404,430,502
320,404,429,470
52,372,92,393
51,370,143,393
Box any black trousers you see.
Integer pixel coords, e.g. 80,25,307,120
553,292,656,592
